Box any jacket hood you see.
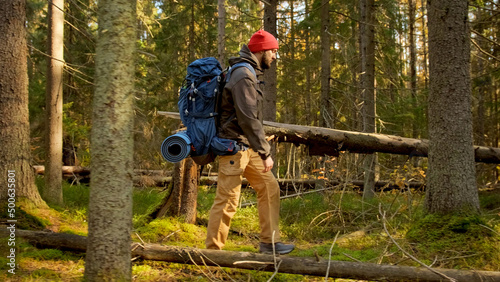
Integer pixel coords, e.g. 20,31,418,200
228,44,263,73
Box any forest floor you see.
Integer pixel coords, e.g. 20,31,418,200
1,176,500,281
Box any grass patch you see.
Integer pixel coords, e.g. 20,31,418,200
132,187,168,228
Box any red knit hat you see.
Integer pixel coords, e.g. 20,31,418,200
248,30,279,53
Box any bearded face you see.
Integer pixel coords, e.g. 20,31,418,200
261,49,277,69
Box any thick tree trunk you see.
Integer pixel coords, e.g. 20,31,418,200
426,0,480,214
153,158,198,224
0,0,45,207
158,111,500,163
14,230,500,282
44,0,64,205
84,0,136,280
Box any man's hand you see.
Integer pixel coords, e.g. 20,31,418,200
262,156,274,173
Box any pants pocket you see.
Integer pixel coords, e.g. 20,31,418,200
219,152,244,176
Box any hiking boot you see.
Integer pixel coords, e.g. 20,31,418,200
259,242,295,255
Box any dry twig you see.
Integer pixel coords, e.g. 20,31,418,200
378,204,458,282
325,231,341,281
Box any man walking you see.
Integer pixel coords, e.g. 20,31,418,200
205,30,294,255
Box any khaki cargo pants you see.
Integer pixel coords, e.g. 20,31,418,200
205,149,281,250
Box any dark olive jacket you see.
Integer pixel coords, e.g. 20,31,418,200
218,45,271,160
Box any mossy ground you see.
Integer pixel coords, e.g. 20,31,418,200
1,176,499,281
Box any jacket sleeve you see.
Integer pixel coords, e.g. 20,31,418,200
231,74,271,160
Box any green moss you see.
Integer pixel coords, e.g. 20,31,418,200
0,205,47,230
135,217,206,247
479,191,500,210
407,214,491,242
406,213,500,269
31,268,62,279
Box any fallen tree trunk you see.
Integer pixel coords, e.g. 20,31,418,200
129,175,424,191
33,166,172,177
12,230,500,282
158,111,500,163
33,165,91,175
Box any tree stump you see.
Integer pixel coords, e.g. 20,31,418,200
153,158,198,223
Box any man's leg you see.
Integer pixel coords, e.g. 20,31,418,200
244,150,281,243
205,151,249,250
244,150,294,254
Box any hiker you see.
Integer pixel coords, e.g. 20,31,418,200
205,30,295,255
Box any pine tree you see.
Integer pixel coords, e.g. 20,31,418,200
84,0,137,279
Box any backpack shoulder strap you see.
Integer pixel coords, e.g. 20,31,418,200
226,62,256,82
216,62,257,132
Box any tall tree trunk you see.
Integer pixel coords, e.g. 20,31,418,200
420,0,428,90
84,0,136,280
408,0,418,139
44,0,64,205
426,0,479,214
188,0,195,62
263,0,278,123
217,0,226,68
319,0,331,128
263,0,278,174
0,0,45,207
359,0,377,199
471,7,488,184
305,0,312,126
350,8,360,132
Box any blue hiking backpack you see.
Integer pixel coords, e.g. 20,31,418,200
161,57,256,165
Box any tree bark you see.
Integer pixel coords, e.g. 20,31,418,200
44,0,64,205
263,0,278,174
84,0,136,280
14,230,500,282
408,0,418,140
158,111,500,163
188,0,195,63
263,0,278,123
153,158,198,224
426,0,480,214
320,0,331,128
217,0,226,68
0,0,45,207
359,0,377,199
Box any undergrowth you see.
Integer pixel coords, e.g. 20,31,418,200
1,178,499,281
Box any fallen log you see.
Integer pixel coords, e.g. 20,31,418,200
130,175,425,191
33,165,91,175
11,230,500,282
157,111,500,163
33,166,172,177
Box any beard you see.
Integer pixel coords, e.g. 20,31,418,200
261,51,273,69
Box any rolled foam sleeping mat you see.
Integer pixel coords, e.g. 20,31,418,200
161,131,191,163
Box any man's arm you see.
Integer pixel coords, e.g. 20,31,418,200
231,75,271,161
